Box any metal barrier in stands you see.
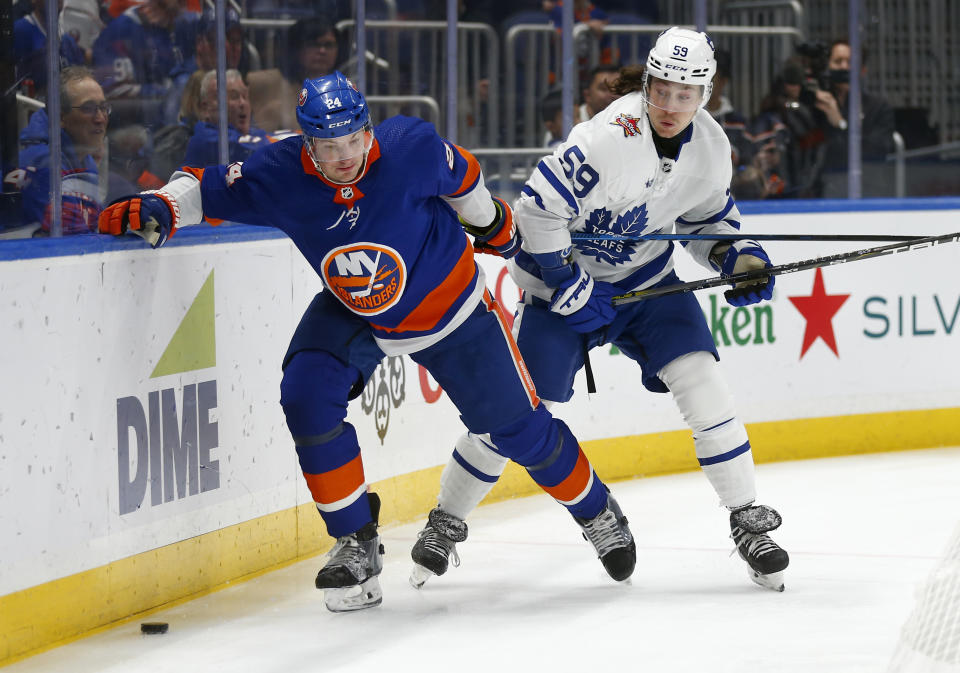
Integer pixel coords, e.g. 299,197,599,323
471,147,548,203
366,95,440,126
336,20,500,147
503,22,590,149
722,0,805,36
16,95,45,134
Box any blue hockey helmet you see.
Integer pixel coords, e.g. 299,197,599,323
296,71,370,139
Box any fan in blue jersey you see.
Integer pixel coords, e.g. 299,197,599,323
98,71,637,611
412,28,790,593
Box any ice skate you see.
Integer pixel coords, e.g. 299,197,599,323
315,492,385,612
730,504,789,592
409,507,468,589
574,491,636,582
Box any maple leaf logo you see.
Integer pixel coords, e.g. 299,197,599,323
574,204,648,265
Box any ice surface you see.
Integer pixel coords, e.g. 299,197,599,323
9,447,960,673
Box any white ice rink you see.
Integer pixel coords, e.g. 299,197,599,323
9,447,960,673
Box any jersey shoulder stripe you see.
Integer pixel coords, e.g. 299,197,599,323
447,144,482,198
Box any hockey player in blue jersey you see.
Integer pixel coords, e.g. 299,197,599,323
411,28,790,593
98,72,636,611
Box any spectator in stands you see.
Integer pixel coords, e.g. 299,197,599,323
544,0,617,84
248,16,345,133
745,115,790,199
729,165,767,201
182,70,271,167
151,69,205,180
752,59,828,198
164,6,246,127
706,49,751,170
14,0,85,100
92,0,191,128
540,88,580,147
61,0,105,60
106,124,164,202
5,66,106,235
814,39,896,196
580,64,620,120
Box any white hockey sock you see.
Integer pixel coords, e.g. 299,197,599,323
437,432,508,520
660,351,757,509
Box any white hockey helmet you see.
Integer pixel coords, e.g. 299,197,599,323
644,27,716,110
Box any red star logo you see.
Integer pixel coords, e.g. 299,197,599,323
787,268,851,358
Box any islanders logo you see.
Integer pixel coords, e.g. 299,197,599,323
322,243,406,316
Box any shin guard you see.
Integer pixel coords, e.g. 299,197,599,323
437,432,509,520
660,351,756,509
490,407,607,519
281,351,371,537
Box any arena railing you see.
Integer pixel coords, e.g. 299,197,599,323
503,22,591,149
335,19,500,148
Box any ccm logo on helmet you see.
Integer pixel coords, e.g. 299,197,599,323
666,64,688,71
329,119,352,128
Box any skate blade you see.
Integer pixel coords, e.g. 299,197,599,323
748,569,785,592
323,577,383,612
409,564,435,590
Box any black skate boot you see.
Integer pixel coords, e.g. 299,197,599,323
315,492,385,612
409,506,468,589
730,504,790,592
574,491,636,582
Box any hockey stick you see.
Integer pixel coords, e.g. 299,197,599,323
611,231,960,306
570,232,928,243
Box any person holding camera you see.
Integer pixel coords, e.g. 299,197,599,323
751,57,826,198
813,40,895,197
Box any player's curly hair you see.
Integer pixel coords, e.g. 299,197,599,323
609,65,645,95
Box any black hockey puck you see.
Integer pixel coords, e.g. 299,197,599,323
140,622,169,635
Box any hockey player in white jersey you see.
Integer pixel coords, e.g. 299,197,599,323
411,27,790,592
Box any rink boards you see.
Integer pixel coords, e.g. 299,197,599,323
1,201,959,663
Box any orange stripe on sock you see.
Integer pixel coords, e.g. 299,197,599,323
542,449,592,503
303,454,366,506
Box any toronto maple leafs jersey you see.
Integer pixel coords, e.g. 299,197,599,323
511,91,742,300
152,116,497,356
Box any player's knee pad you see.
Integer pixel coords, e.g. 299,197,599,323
486,404,556,465
659,351,756,508
280,350,357,437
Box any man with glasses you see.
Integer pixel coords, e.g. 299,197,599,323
248,16,343,133
5,66,108,235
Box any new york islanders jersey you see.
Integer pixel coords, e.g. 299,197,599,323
157,116,497,355
511,91,742,300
